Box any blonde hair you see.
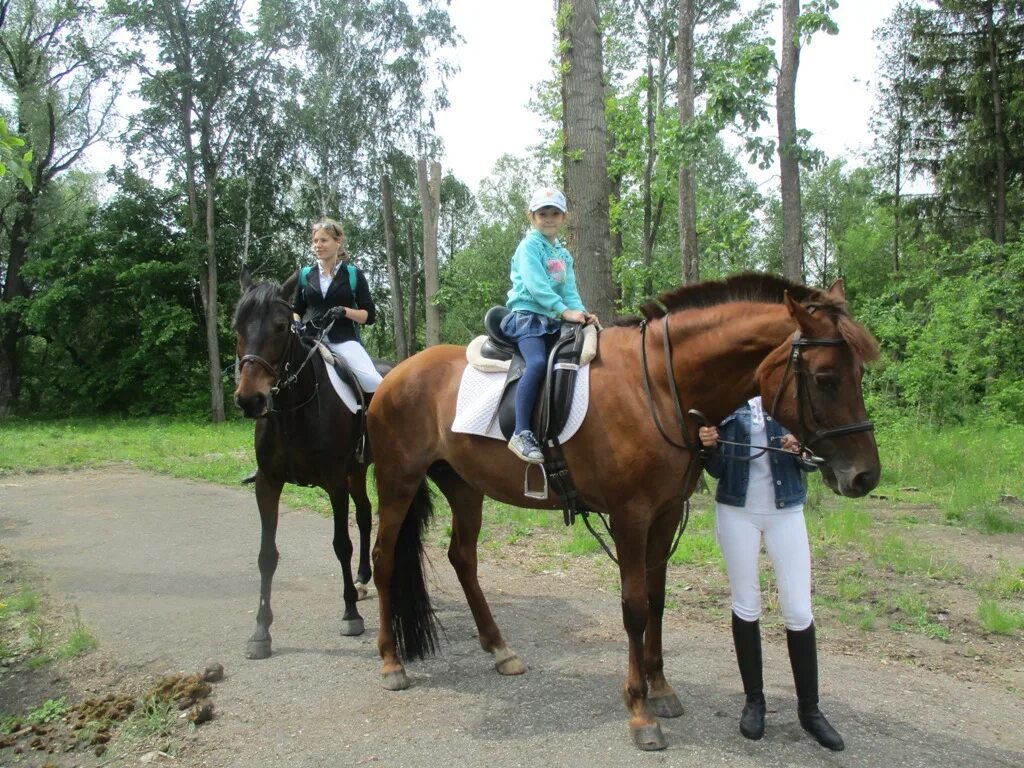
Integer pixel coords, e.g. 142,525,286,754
311,218,348,255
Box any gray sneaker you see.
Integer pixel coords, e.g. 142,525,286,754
508,430,545,464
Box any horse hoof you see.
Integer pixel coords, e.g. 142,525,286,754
649,692,684,718
340,618,365,636
381,668,410,691
631,722,668,751
245,639,272,659
494,653,526,676
355,582,369,601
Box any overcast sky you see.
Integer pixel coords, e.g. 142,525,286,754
434,0,903,191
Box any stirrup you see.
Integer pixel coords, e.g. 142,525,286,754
522,462,548,500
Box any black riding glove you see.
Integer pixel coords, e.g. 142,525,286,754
323,306,347,323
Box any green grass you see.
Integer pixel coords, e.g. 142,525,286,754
57,612,98,660
889,592,951,641
977,599,1024,635
979,565,1024,599
1,584,40,617
875,422,1024,533
107,696,179,756
869,534,962,580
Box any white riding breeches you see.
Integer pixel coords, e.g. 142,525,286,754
715,504,814,630
325,340,382,393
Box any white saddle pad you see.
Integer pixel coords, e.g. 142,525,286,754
316,343,360,414
451,364,589,442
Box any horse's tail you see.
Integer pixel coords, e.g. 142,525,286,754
391,479,441,660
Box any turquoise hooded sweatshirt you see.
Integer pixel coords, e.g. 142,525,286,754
505,228,586,318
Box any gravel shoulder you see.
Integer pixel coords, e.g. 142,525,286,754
1,468,1022,768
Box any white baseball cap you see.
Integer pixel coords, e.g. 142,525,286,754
528,187,567,213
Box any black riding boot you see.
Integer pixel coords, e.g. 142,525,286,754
731,612,766,740
786,623,845,751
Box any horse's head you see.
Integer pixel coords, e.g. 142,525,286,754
757,279,881,498
232,270,299,418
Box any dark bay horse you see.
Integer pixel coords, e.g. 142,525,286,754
366,273,881,750
233,271,389,658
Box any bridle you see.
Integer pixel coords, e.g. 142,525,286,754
640,316,874,466
237,298,323,414
766,330,875,461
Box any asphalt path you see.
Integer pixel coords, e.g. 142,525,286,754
1,469,1022,768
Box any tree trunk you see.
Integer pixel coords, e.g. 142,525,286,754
202,164,225,423
677,0,699,284
381,173,408,360
984,3,1006,246
778,0,803,281
417,158,442,346
0,189,35,415
559,0,615,321
406,219,418,355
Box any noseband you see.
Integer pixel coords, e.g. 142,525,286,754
768,331,875,458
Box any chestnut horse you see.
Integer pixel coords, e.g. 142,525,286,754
233,271,389,658
367,273,880,751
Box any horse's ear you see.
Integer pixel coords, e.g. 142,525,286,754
281,268,299,299
240,268,254,292
784,290,815,332
827,278,846,300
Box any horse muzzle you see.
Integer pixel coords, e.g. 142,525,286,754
820,461,879,498
235,390,270,419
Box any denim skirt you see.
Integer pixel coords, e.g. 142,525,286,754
500,310,562,341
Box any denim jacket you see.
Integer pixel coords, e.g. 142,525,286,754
704,402,816,510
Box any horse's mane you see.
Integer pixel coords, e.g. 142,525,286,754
613,272,879,361
232,281,284,330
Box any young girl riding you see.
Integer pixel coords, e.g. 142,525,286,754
501,187,598,463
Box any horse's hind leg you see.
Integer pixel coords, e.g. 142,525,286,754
348,463,373,598
644,508,685,719
431,465,525,676
328,481,364,636
247,474,283,659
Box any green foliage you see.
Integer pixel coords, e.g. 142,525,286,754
861,240,1024,425
25,697,68,726
977,599,1024,636
16,170,209,416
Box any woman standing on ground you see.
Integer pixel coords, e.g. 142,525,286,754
699,396,844,751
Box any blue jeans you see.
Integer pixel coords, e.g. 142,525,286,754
514,334,549,435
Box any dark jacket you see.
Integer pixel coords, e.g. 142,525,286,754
292,262,376,344
704,402,816,510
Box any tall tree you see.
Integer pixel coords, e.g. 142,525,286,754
115,0,279,423
0,0,122,414
381,171,408,359
417,158,441,346
559,0,615,320
899,0,1023,245
870,2,918,272
777,0,838,280
777,0,803,280
678,0,698,283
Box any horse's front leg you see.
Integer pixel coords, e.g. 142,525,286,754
247,472,282,659
644,507,686,719
328,481,364,636
348,463,373,598
615,517,667,751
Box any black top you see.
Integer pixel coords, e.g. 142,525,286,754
292,262,376,344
